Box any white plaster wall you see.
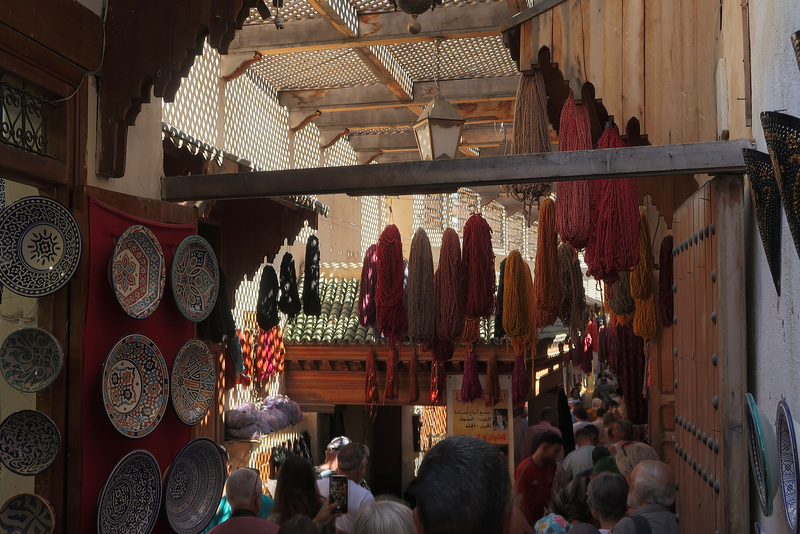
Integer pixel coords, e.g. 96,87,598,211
747,2,800,532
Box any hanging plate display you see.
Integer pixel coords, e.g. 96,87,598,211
102,334,169,438
171,235,219,322
171,339,215,426
0,327,63,392
163,438,226,534
745,393,778,516
110,225,166,319
0,410,60,476
777,400,800,533
0,493,55,534
0,196,82,297
97,449,161,534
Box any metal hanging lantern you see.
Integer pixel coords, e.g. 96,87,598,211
396,0,433,34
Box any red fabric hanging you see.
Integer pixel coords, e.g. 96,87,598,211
376,225,408,345
461,347,483,402
555,95,593,249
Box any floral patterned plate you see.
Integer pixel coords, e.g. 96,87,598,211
0,328,63,392
97,449,161,534
171,236,219,322
110,225,165,319
171,339,215,426
0,493,55,534
777,400,800,532
0,196,82,297
163,438,226,534
746,393,778,516
0,410,60,475
101,334,169,438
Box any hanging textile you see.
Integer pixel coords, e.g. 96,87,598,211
278,252,302,319
435,228,465,342
555,95,593,249
358,244,378,327
557,243,586,342
257,265,280,332
533,197,562,327
303,235,321,316
657,235,675,328
375,225,408,346
407,229,435,345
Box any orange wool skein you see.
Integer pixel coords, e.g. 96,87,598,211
502,250,531,354
533,197,562,327
630,212,654,300
524,260,539,350
633,296,657,340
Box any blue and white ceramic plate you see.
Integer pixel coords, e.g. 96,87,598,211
746,393,778,516
0,328,63,392
0,196,82,297
0,493,55,534
102,334,169,438
97,449,161,534
0,410,60,475
777,400,800,532
111,225,166,319
171,339,215,426
171,235,219,322
163,438,226,534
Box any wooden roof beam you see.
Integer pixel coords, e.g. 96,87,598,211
228,2,513,54
354,45,413,100
162,139,753,201
306,0,359,37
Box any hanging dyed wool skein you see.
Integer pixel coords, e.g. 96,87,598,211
358,244,378,327
461,347,483,402
657,235,675,328
278,252,302,318
555,95,593,249
533,197,562,327
376,225,408,346
631,212,657,340
585,126,640,282
462,213,497,335
608,272,636,318
557,243,586,342
436,228,465,342
485,352,500,406
494,258,507,339
503,251,532,403
303,235,321,316
407,229,435,345
365,348,379,405
257,265,280,332
384,346,401,400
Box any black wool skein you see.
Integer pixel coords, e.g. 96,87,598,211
303,235,321,316
278,252,302,318
257,265,280,331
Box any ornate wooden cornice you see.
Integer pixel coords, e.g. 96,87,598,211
98,0,256,178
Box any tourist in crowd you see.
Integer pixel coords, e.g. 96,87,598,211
408,435,512,534
269,455,339,533
607,419,635,455
586,473,628,534
514,431,564,531
522,407,562,459
563,425,599,481
595,411,618,447
317,443,375,533
612,461,677,534
204,446,273,533
351,498,415,534
276,515,319,534
572,406,593,433
589,448,621,479
533,513,570,534
614,442,659,483
209,468,279,534
551,474,600,533
316,436,351,479
587,398,603,421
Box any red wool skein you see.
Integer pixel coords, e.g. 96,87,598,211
461,347,483,402
533,197,562,328
462,213,497,318
375,225,408,346
436,228,465,342
555,94,593,249
358,244,378,327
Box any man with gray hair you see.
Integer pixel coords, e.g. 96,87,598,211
612,460,677,534
316,442,374,533
210,468,279,533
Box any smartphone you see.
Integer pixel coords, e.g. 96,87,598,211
329,475,348,514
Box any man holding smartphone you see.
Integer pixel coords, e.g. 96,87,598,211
317,443,375,533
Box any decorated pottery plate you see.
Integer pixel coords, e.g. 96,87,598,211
97,449,161,534
746,393,778,516
0,196,82,297
102,334,169,438
163,438,226,534
171,235,219,322
0,327,63,392
777,400,800,532
171,339,215,426
110,225,166,319
0,493,55,534
0,410,60,475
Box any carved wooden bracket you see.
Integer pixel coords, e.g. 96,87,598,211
98,0,256,178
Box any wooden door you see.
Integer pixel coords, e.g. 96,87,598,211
672,175,748,532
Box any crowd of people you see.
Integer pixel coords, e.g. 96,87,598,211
205,382,674,534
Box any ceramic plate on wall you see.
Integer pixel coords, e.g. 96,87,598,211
0,196,82,297
102,334,169,438
746,393,778,516
171,339,215,426
171,235,219,322
97,449,161,534
0,410,60,476
0,493,55,534
163,438,226,534
110,225,165,319
0,327,63,392
777,400,800,532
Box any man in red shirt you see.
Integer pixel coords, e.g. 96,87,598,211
514,431,564,532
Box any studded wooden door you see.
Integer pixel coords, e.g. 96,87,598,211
672,175,748,533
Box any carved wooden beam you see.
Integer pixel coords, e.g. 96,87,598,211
97,0,256,178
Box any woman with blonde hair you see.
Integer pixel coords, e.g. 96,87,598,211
614,442,659,483
352,497,415,534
